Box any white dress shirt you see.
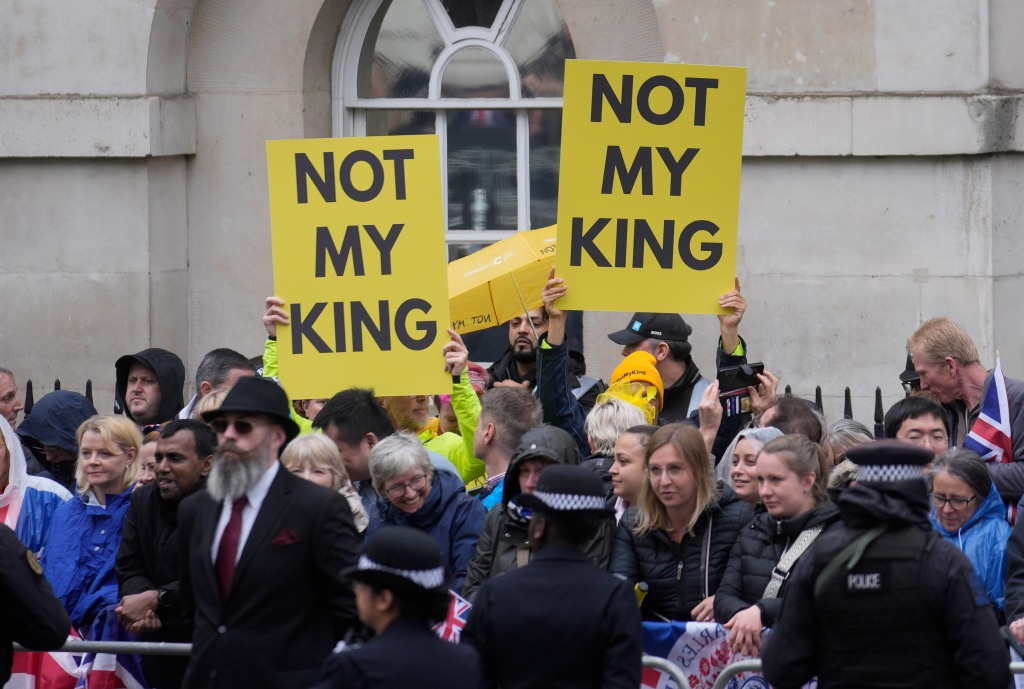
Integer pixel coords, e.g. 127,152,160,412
210,460,279,564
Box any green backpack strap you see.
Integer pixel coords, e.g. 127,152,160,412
813,525,888,599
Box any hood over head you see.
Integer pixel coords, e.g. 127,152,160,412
17,390,97,456
115,348,186,423
502,424,581,506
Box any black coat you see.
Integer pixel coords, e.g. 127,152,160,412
762,480,1010,689
713,501,841,627
463,543,642,689
609,484,754,621
177,465,361,689
0,524,69,686
310,618,482,689
116,480,204,688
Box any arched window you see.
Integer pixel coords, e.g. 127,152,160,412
333,0,574,260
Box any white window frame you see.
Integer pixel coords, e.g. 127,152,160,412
331,0,565,237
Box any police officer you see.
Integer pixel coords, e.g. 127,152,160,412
310,526,482,689
0,523,70,684
762,440,1009,689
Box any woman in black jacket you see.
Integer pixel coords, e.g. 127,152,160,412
610,424,754,622
713,434,841,656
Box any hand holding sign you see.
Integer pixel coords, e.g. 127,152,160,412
443,329,469,378
541,267,568,347
263,296,289,338
717,277,745,354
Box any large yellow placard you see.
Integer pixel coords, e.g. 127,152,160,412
555,60,746,314
266,135,450,398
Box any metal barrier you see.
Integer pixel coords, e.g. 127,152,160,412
641,654,689,687
710,660,1024,689
13,640,192,656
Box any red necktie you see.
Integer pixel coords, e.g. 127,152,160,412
215,497,248,598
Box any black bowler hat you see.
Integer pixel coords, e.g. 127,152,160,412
517,464,613,516
201,376,300,442
845,439,933,483
350,526,450,597
607,312,692,345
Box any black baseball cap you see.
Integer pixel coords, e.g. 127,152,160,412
607,313,692,346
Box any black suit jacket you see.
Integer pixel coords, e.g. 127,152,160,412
177,464,360,689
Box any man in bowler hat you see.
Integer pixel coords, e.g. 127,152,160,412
463,464,642,689
177,376,361,689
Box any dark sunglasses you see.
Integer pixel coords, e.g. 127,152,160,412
209,418,266,435
141,423,162,434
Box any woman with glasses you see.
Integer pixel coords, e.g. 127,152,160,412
928,449,1010,616
610,423,754,622
41,415,141,633
367,432,486,594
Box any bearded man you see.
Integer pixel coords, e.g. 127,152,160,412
176,376,361,689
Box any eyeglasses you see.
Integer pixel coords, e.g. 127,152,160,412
929,493,976,511
384,473,428,498
903,432,948,448
647,464,686,480
141,424,162,434
209,418,266,436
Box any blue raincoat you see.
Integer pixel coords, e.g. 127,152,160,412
930,481,1010,610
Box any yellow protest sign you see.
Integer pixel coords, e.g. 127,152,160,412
555,59,746,314
266,135,450,398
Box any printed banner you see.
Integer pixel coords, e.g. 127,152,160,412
642,621,816,689
555,59,746,314
267,135,451,398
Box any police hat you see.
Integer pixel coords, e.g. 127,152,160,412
517,464,613,516
844,439,933,483
350,526,450,597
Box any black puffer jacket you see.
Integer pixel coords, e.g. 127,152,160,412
713,501,841,627
610,483,754,621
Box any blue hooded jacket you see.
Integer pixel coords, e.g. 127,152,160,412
368,467,486,594
17,390,97,493
42,488,134,631
930,480,1010,610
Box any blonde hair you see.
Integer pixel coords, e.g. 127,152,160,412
75,415,143,495
280,433,350,491
908,317,979,367
195,387,229,419
759,434,830,506
584,398,648,455
635,423,717,537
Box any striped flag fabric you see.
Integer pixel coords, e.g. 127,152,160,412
432,590,472,643
964,357,1014,463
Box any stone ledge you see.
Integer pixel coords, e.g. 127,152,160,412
745,93,1024,156
0,96,196,158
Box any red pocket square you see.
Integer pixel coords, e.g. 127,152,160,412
270,528,299,546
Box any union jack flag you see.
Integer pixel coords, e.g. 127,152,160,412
8,627,81,689
964,356,1014,464
433,590,472,643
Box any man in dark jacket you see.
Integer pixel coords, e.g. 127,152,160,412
486,307,602,411
115,348,186,427
0,524,70,686
607,278,747,425
762,440,1010,689
115,419,215,689
463,464,642,689
462,424,613,601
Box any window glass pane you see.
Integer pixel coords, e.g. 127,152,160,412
528,109,561,228
359,0,443,98
446,110,517,231
505,0,574,97
365,110,436,136
443,0,504,29
440,47,510,98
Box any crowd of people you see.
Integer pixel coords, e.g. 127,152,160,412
2,272,1024,688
